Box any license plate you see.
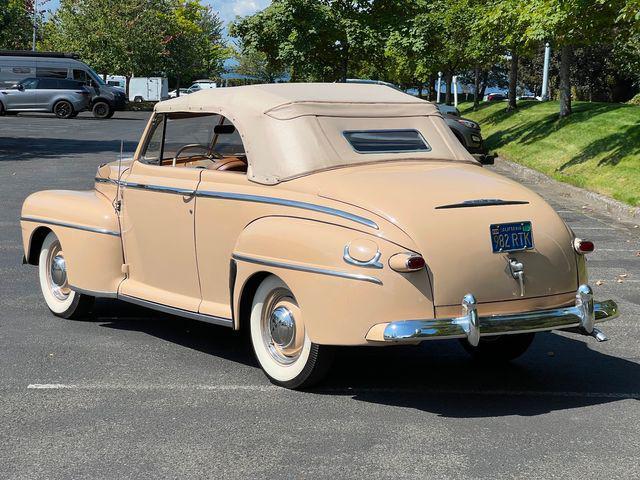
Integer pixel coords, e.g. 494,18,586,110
490,221,534,253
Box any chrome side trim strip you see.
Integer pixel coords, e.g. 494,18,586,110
435,199,529,209
69,285,118,299
120,181,195,196
20,216,121,237
232,253,383,285
117,294,233,327
99,179,378,229
197,190,379,230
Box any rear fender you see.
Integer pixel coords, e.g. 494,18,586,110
21,190,124,295
232,216,434,346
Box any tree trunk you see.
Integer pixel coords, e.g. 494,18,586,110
339,43,349,82
428,74,436,101
445,70,452,105
176,74,180,97
479,70,489,100
473,64,481,110
125,75,131,99
508,52,518,110
417,81,423,99
559,44,573,117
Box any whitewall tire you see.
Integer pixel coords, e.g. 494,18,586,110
38,231,94,319
249,275,333,389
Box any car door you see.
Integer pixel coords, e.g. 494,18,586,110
194,116,251,319
2,78,38,110
118,113,204,312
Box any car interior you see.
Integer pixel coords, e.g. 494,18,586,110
142,112,248,173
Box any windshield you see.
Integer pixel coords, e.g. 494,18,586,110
85,66,105,86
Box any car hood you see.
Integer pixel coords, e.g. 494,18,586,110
308,161,578,306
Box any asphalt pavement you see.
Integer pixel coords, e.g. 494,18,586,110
1,111,638,479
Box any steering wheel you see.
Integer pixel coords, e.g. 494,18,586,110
172,144,222,167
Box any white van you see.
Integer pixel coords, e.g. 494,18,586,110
129,77,169,102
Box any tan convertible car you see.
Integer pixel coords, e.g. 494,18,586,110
21,83,618,388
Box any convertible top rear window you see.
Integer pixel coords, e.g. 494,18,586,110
343,129,431,153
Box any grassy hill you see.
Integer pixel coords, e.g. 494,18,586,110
458,101,640,206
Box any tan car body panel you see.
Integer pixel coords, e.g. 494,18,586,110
20,83,591,346
21,189,123,295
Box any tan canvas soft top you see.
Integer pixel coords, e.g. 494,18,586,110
154,83,472,184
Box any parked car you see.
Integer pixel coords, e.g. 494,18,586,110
187,79,217,92
20,83,618,389
129,77,169,102
0,51,126,118
0,77,91,118
435,103,460,116
168,88,191,98
485,92,507,101
433,104,492,162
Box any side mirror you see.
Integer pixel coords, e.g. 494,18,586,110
16,84,24,91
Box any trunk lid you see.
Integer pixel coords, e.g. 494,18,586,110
312,161,577,306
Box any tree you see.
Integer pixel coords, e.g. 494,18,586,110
41,0,228,96
0,0,37,49
233,45,285,82
530,0,626,116
163,2,229,92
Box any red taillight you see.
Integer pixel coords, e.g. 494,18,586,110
406,255,426,270
574,238,594,254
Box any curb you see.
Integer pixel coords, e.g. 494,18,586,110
494,158,640,221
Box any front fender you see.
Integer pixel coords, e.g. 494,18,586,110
232,216,434,346
21,190,124,295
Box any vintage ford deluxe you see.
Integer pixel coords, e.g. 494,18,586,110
21,83,618,388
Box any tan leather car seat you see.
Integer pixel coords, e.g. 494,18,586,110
209,157,247,172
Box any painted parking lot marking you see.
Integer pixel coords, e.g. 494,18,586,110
23,383,640,399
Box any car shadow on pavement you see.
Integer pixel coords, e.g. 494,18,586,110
93,298,255,368
0,137,138,161
90,298,639,418
316,333,640,417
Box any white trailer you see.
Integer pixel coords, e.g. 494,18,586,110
128,77,168,102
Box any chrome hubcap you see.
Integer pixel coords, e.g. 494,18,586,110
269,306,296,348
47,244,70,301
261,288,303,365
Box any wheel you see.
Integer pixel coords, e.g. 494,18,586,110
249,275,333,389
92,101,112,119
133,96,143,103
38,231,94,319
0,102,4,116
68,111,79,118
460,333,535,362
53,100,74,119
104,110,115,119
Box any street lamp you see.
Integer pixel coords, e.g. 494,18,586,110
436,71,442,103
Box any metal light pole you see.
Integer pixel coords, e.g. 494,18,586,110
452,75,458,107
436,71,442,103
541,42,551,100
32,0,37,51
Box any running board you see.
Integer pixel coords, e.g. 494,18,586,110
117,294,233,328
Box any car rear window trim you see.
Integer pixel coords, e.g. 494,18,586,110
343,129,431,154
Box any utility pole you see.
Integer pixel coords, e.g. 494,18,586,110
436,71,442,103
541,42,551,100
32,0,37,51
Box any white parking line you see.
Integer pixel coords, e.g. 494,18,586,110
23,384,640,399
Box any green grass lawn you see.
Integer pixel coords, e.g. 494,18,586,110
458,100,640,206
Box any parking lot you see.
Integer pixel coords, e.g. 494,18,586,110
1,111,639,479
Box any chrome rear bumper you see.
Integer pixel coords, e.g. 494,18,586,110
369,285,618,346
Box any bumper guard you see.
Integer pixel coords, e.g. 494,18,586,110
378,285,618,346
